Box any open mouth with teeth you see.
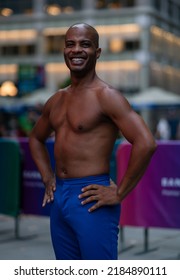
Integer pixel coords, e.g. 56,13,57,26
71,58,85,65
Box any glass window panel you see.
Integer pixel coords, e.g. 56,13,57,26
46,0,82,10
1,45,35,56
152,0,161,11
167,0,173,17
96,0,135,9
45,35,65,54
0,0,33,15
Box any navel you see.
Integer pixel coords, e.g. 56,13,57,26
78,124,84,131
61,167,67,175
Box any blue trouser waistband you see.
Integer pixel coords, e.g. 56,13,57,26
56,173,110,186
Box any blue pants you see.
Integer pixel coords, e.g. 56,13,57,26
50,174,121,260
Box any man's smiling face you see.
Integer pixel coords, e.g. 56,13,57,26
64,24,101,74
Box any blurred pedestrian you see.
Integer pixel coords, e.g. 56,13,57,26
155,117,171,140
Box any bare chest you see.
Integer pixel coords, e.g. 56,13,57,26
49,96,105,133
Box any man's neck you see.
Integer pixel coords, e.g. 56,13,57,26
70,71,97,88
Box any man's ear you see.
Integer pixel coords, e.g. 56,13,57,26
96,48,101,59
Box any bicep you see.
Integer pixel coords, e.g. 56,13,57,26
116,110,152,144
30,114,53,142
101,91,152,144
30,96,54,141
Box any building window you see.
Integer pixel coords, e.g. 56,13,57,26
1,46,19,56
108,38,139,53
150,62,180,94
152,0,161,11
150,26,180,63
45,0,82,15
109,38,124,53
125,40,139,51
125,0,135,7
1,45,35,56
0,0,33,15
24,45,36,55
167,0,173,18
102,0,121,9
96,0,135,9
45,35,65,54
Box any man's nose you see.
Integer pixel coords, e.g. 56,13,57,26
72,44,82,52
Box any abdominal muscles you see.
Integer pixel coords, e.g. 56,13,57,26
54,124,117,178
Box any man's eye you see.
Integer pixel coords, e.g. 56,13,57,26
82,43,90,47
66,43,74,47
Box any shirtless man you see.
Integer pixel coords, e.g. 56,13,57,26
29,23,157,260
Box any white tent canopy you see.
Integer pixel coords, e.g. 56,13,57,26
0,88,53,109
20,88,53,105
127,87,180,108
20,87,180,107
1,87,180,110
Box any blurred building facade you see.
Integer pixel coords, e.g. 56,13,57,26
0,0,179,96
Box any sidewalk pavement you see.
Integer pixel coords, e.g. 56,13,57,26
0,214,180,260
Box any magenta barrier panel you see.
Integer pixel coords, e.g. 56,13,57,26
117,140,180,229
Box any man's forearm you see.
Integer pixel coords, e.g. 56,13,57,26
117,141,157,202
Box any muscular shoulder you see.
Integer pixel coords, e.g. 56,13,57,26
42,88,68,115
96,81,131,117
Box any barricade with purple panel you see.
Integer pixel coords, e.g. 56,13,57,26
116,140,180,252
19,138,55,216
19,138,121,216
19,138,180,250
